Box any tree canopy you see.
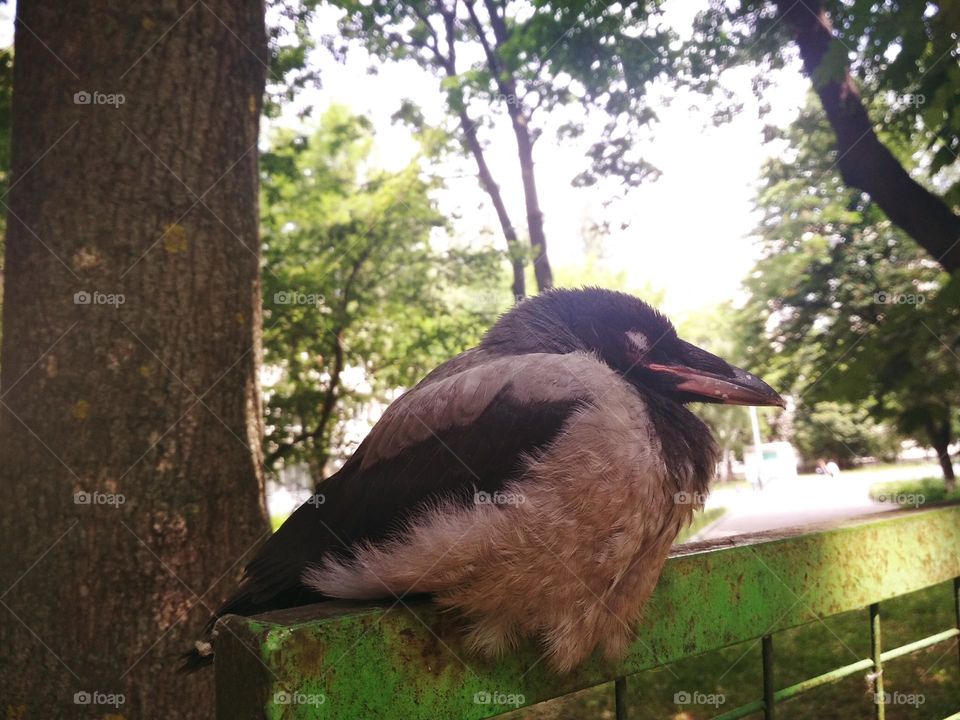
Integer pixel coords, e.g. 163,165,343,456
260,106,504,476
692,0,960,268
740,99,959,483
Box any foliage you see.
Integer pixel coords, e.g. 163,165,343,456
261,106,505,478
264,0,325,117
327,0,669,185
691,1,960,199
793,401,899,466
277,2,960,196
739,99,960,476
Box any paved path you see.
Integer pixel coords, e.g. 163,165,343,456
696,463,942,540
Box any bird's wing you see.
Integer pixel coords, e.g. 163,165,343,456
216,351,606,618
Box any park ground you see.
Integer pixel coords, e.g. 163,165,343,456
694,461,950,540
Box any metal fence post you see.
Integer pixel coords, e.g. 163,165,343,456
615,676,627,720
762,634,775,720
870,602,884,720
954,578,960,667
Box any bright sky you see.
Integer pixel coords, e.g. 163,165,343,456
271,2,811,318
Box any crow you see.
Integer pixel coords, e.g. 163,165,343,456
183,287,783,673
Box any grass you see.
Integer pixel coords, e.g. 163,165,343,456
504,581,959,719
868,477,960,507
675,507,727,545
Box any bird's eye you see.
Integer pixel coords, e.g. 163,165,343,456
626,330,650,356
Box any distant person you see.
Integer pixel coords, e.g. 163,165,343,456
825,460,840,478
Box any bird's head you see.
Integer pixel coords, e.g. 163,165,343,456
482,287,784,409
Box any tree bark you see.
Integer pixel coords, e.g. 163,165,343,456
936,450,956,492
0,2,269,717
774,0,960,272
927,419,956,491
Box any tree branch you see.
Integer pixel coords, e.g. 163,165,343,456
402,1,533,295
775,0,960,271
423,0,526,296
456,108,526,298
464,0,554,290
264,246,372,470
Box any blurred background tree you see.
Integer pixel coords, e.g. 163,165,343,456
323,0,676,294
792,401,900,469
691,0,960,269
738,100,959,486
260,106,504,480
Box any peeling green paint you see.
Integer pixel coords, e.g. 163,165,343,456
215,506,960,719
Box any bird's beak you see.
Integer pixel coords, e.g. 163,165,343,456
645,344,785,408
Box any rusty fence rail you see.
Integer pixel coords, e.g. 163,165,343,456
215,505,960,719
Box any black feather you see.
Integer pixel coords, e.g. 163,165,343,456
180,389,582,672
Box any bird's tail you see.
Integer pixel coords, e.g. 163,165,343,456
177,494,337,673
178,642,215,674
177,579,330,673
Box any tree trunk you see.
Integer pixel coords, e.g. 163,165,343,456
457,109,527,299
926,418,956,492
774,0,960,272
930,436,956,492
511,117,554,292
470,0,554,292
418,3,526,300
0,2,270,718
937,450,956,493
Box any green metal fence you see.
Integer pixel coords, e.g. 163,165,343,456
214,505,960,719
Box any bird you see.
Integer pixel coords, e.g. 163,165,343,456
182,287,783,673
